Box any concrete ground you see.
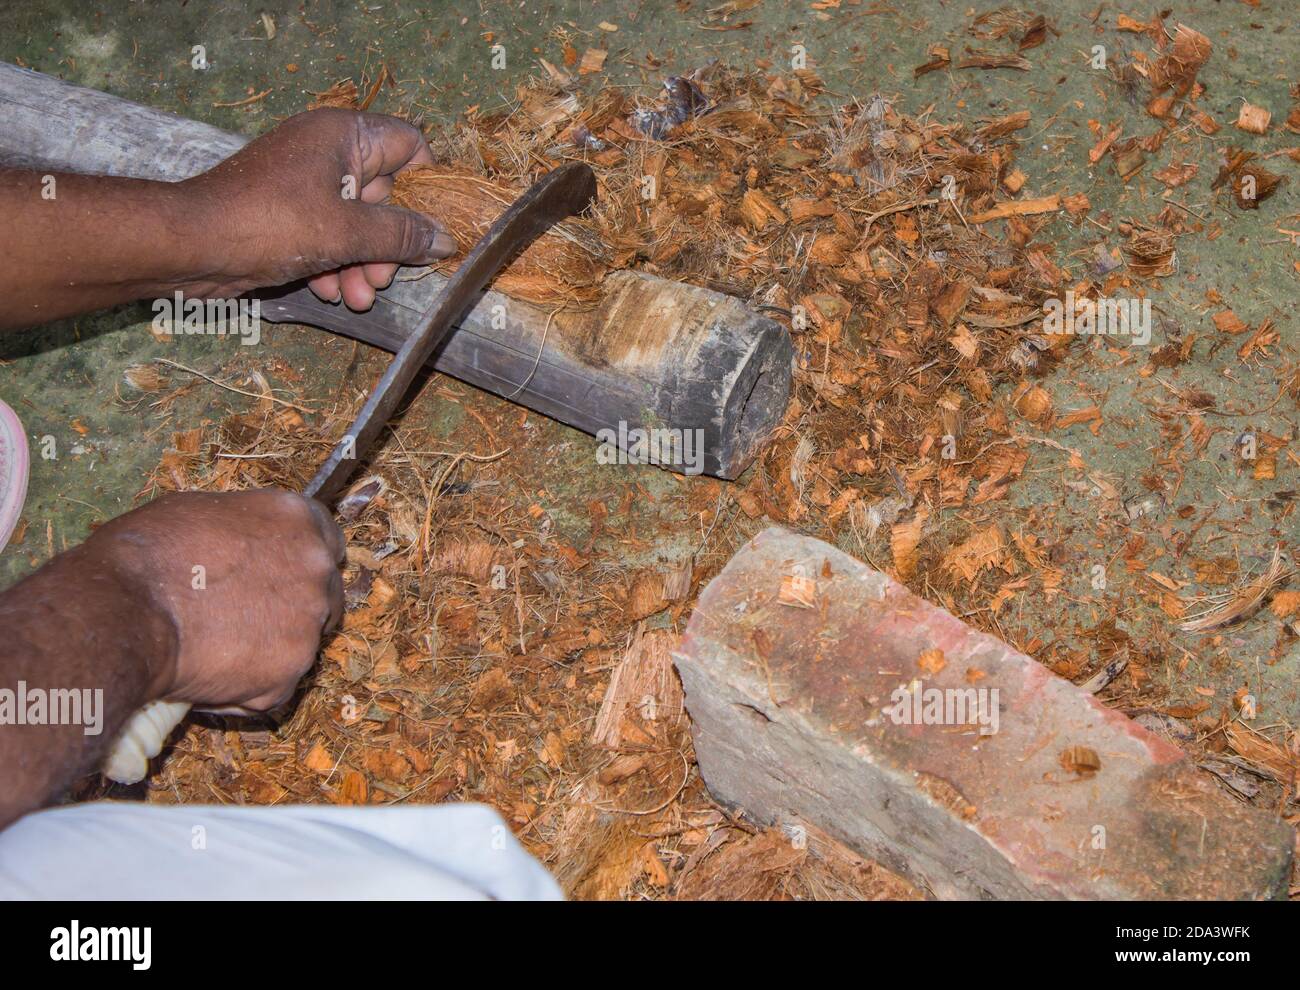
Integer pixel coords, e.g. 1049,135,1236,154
2,0,1297,735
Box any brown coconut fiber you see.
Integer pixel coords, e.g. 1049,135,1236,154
392,164,609,308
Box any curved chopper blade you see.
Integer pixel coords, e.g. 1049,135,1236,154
304,161,598,502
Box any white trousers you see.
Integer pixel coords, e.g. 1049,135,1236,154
0,801,562,900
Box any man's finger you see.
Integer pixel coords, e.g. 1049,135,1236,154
303,496,346,565
338,265,377,311
323,568,344,636
336,202,457,268
360,174,394,205
355,112,435,183
308,271,343,304
362,262,397,290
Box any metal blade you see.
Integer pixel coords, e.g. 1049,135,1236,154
303,161,597,502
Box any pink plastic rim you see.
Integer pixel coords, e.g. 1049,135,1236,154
0,398,29,552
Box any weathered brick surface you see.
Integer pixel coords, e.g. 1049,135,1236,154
676,527,1293,899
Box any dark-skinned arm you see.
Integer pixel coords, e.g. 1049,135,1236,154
0,108,440,825
0,107,455,330
0,491,345,829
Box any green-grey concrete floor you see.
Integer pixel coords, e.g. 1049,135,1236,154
2,2,1297,726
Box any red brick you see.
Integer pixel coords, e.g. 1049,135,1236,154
676,527,1292,899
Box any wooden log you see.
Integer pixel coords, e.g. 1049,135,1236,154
0,62,790,479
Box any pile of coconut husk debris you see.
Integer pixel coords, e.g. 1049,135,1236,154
382,61,1108,580
105,15,1300,897
101,366,918,901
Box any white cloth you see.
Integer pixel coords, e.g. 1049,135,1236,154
0,801,562,900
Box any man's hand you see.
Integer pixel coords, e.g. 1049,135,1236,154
0,490,344,825
185,108,457,311
0,109,455,329
96,490,345,712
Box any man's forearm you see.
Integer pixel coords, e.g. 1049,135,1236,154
1,110,458,327
0,542,177,827
0,169,227,330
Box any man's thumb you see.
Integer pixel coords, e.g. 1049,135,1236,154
342,204,459,267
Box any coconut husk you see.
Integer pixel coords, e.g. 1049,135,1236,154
1148,24,1212,103
392,163,609,308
